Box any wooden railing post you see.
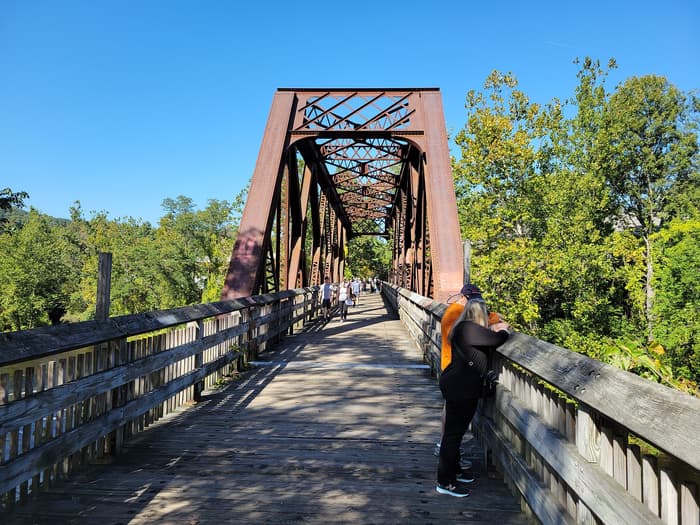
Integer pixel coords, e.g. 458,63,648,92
96,252,112,322
680,482,699,525
643,454,660,516
248,305,259,361
194,319,205,402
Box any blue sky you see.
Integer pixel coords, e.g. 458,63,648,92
2,0,699,225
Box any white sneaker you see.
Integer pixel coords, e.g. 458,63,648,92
436,482,470,497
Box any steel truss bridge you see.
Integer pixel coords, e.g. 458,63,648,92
221,88,463,302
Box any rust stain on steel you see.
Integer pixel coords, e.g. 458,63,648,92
221,88,463,302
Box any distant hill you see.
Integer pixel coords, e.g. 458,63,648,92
0,208,71,227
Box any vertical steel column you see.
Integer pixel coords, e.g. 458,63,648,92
279,157,290,291
408,159,421,295
322,196,333,281
309,184,322,285
287,159,313,289
400,192,409,289
416,91,463,301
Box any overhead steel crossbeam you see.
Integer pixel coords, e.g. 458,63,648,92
221,89,463,302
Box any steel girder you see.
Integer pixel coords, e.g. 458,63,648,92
221,88,463,302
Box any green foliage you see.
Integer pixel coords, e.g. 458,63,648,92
0,210,74,330
598,75,698,235
0,187,30,233
652,219,700,384
157,195,241,306
0,191,245,330
596,75,699,341
345,224,391,279
454,58,700,394
0,187,29,213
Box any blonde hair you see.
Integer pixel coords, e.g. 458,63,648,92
448,298,489,343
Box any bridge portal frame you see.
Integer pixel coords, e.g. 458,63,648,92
221,88,463,302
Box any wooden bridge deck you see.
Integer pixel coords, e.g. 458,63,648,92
8,294,527,525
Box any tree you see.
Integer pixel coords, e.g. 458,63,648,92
453,70,551,330
66,208,164,319
345,226,391,279
0,187,29,212
157,195,240,306
0,187,29,232
452,62,699,392
0,210,73,330
535,58,621,337
596,75,699,341
652,218,700,384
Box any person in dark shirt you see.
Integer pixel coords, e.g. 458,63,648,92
435,295,511,497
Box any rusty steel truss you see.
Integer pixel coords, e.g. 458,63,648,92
221,88,463,302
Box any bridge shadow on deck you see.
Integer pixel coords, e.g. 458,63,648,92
8,294,527,525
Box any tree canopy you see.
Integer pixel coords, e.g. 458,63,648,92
0,190,245,330
453,58,699,393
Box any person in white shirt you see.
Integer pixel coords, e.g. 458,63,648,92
338,280,352,321
351,278,361,306
321,277,335,320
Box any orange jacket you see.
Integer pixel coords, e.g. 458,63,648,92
441,305,503,371
440,303,464,371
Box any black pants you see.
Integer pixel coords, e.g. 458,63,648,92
437,397,479,485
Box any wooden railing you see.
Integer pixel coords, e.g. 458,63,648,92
383,284,700,525
0,287,321,511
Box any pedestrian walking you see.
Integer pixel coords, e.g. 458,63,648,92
321,277,335,320
338,280,352,321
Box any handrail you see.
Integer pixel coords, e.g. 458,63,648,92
0,287,321,511
0,289,306,366
382,283,700,525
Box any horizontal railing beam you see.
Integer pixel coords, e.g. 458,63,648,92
0,323,249,435
499,333,700,472
0,288,312,366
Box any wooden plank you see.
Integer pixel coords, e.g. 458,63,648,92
680,482,699,525
660,467,679,525
613,433,627,489
576,405,599,463
600,425,614,476
31,364,44,495
19,367,34,503
644,454,660,516
628,444,643,502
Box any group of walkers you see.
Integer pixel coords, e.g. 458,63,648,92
320,275,513,500
320,276,380,322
